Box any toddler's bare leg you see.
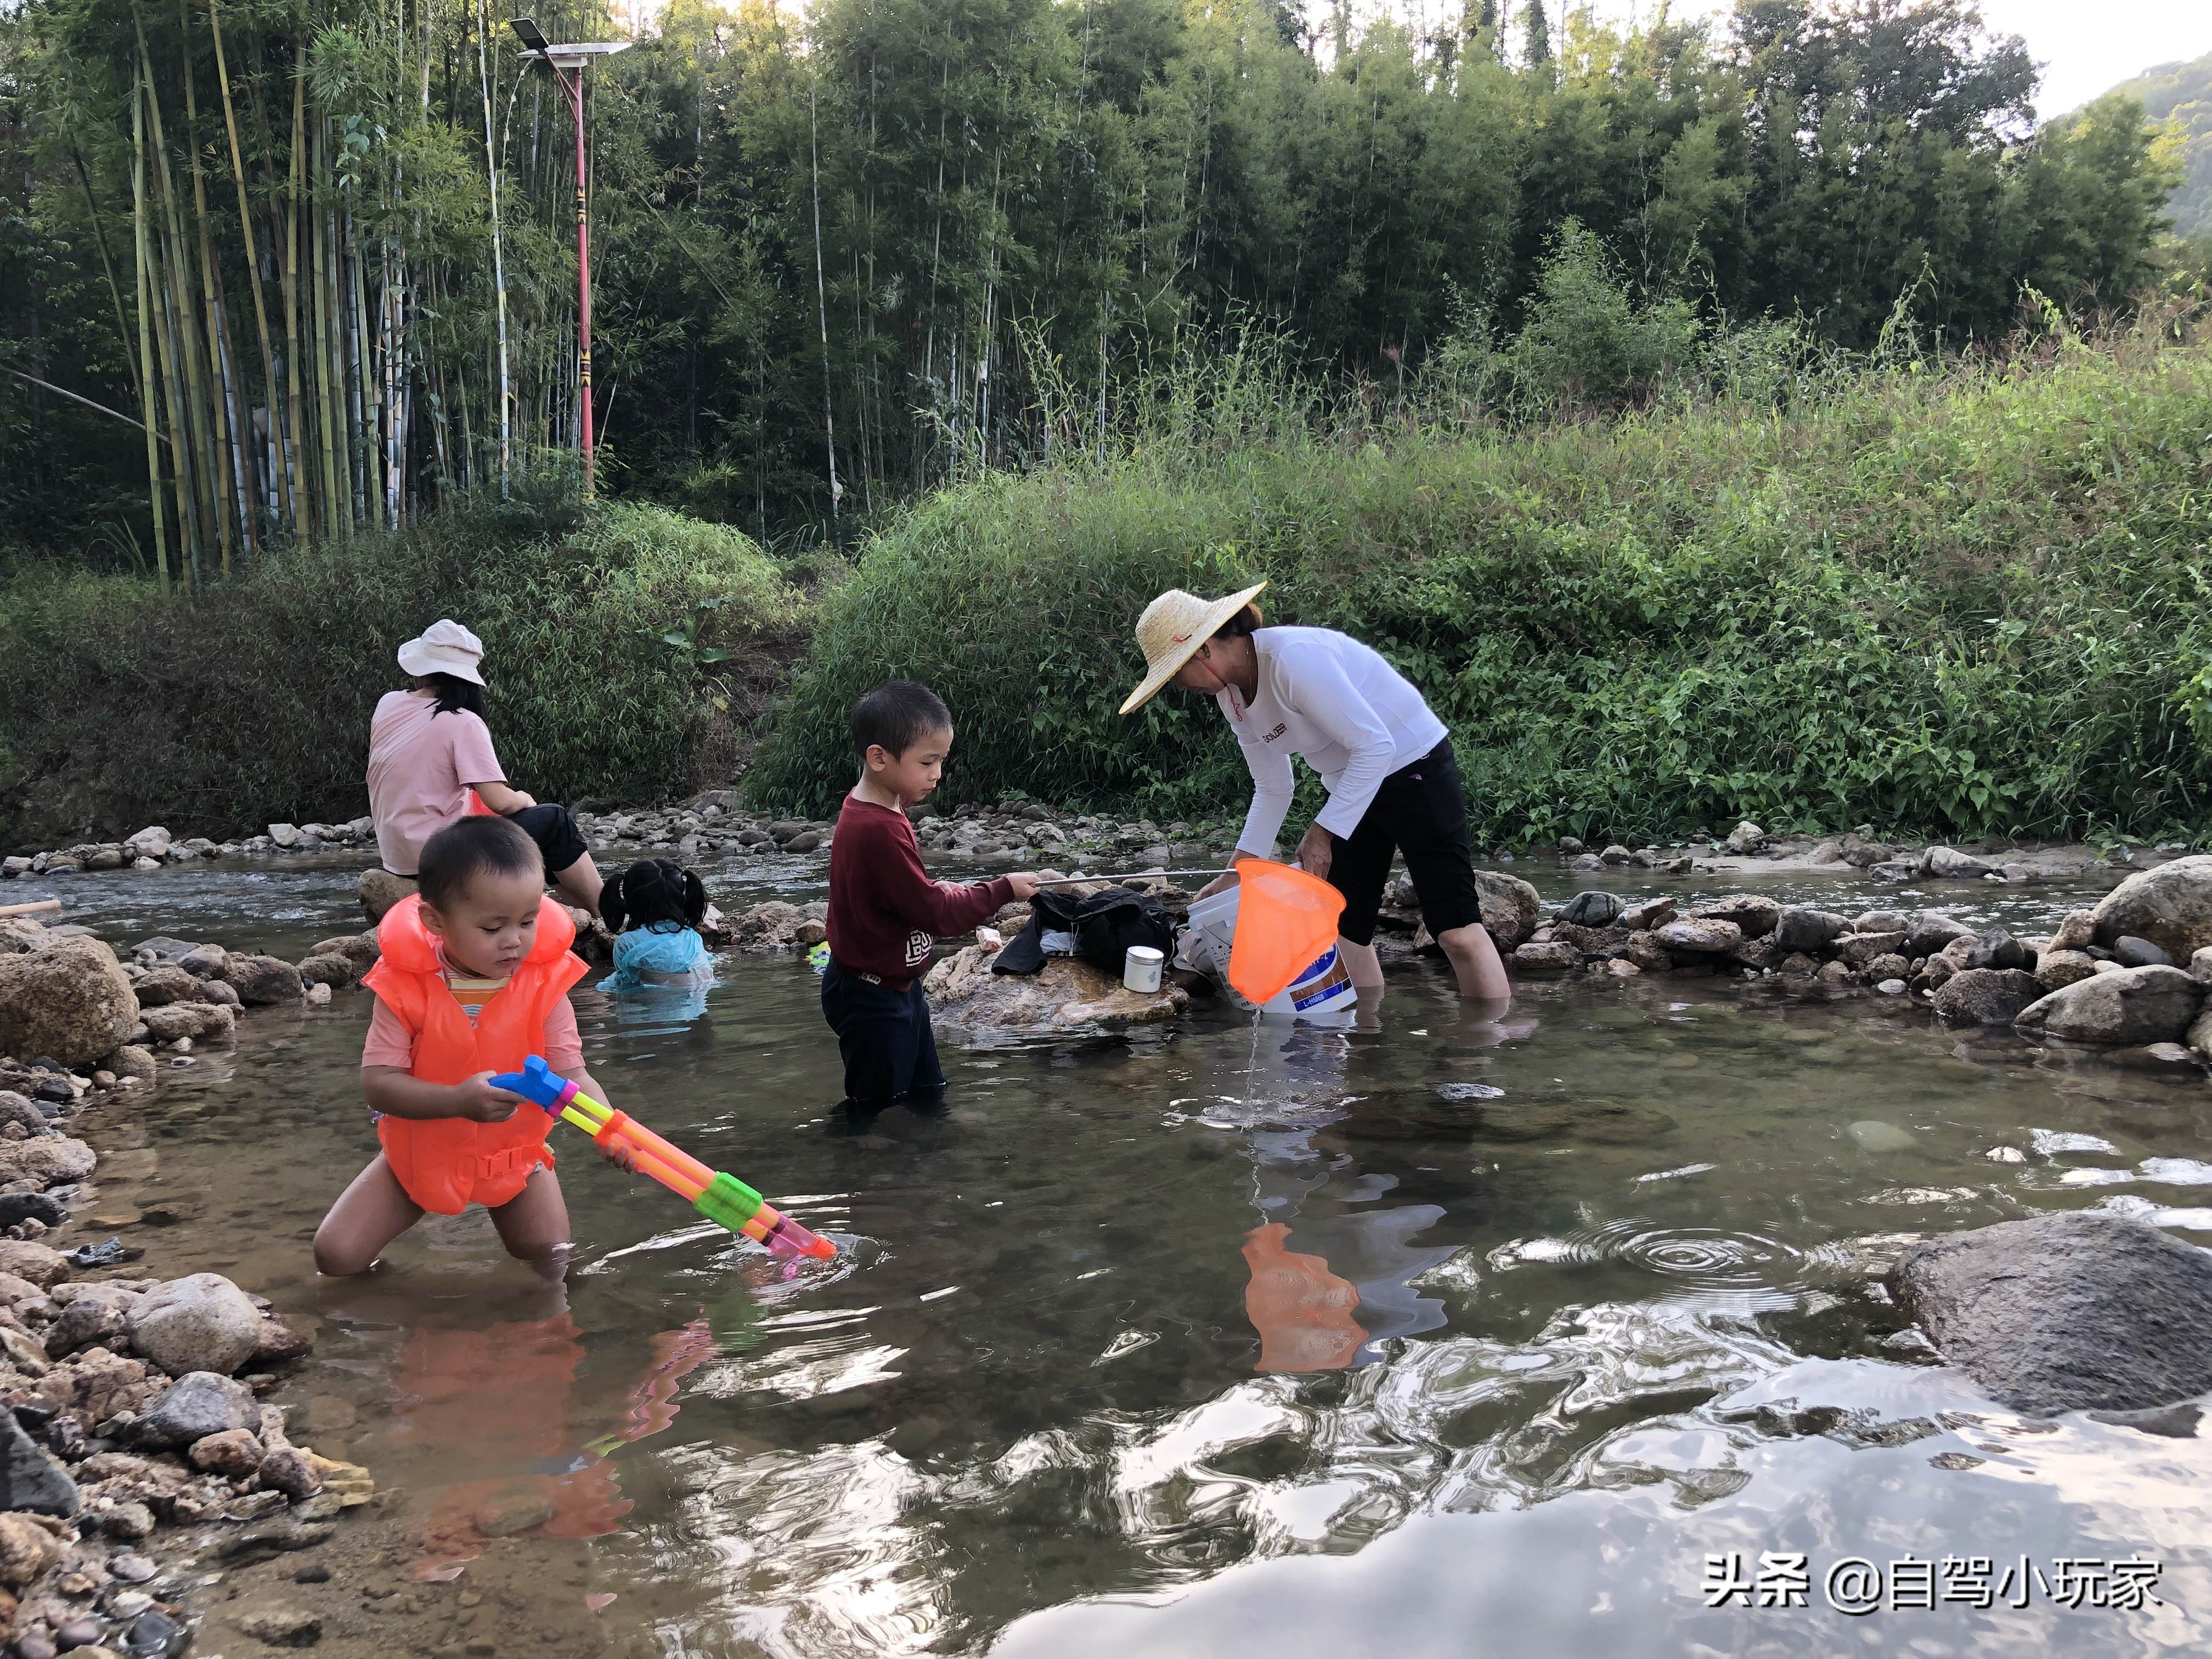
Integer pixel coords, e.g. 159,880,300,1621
490,1165,573,1280
314,1155,425,1276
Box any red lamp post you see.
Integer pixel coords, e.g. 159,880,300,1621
511,18,630,500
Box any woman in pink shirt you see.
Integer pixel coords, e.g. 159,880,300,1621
366,620,605,915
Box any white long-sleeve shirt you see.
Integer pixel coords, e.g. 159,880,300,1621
1218,627,1449,857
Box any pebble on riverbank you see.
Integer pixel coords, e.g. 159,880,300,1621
0,984,368,1657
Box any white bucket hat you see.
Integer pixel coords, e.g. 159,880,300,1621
1118,582,1268,715
397,619,486,685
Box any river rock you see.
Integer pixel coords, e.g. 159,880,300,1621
127,1274,262,1376
1510,942,1580,973
1620,931,1673,972
0,1138,97,1188
128,968,197,1009
138,1002,233,1046
122,1372,256,1449
2014,964,2201,1047
1920,845,1994,879
293,955,353,991
1961,930,2031,972
0,1242,70,1288
220,955,303,1007
0,1511,64,1587
1772,907,1848,953
1723,821,1765,854
1888,1211,2212,1412
0,1413,78,1517
0,939,138,1068
357,870,415,926
175,944,227,980
730,901,831,950
1557,891,1623,928
2091,855,2212,962
1657,918,1741,954
1837,932,1907,967
46,1297,127,1358
2050,909,2096,951
1690,895,1780,938
188,1429,264,1477
1618,898,1676,931
925,946,1188,1035
2112,935,2171,968
235,1608,321,1648
103,1046,156,1084
1902,913,1973,958
2035,949,2098,991
1471,871,1542,951
1932,968,2044,1026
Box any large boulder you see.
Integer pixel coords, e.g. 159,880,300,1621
2092,855,2212,962
1773,907,1848,953
2035,949,2098,992
1690,895,1780,938
1903,912,1974,959
0,936,139,1066
1471,871,1542,951
925,945,1188,1036
1557,891,1623,928
0,1412,79,1516
1510,941,1581,973
122,1370,258,1449
1887,1212,2212,1412
358,868,416,925
127,1273,263,1376
1657,918,1742,955
139,1001,235,1045
0,1137,98,1188
1932,968,2044,1027
1920,845,1995,879
222,953,303,1006
2013,964,2201,1047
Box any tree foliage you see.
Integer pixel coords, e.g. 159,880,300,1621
0,0,2186,559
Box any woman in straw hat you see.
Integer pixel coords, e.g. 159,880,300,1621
1121,585,1508,1000
366,619,606,916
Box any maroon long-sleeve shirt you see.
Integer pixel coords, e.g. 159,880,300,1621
825,797,1016,989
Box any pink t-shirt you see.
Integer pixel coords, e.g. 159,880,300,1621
366,689,505,876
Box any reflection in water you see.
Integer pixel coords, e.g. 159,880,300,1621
49,856,2212,1657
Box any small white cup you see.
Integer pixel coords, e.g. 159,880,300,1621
1124,944,1165,993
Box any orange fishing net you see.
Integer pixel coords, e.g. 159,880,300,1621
1227,860,1347,1006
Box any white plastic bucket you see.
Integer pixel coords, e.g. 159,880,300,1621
1124,945,1164,992
1180,887,1358,1024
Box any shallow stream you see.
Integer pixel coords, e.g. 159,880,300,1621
16,854,2212,1656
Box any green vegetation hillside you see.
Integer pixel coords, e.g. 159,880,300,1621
747,325,2212,848
2095,51,2212,237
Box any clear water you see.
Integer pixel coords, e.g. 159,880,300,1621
22,854,2212,1656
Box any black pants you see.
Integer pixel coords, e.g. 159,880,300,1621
821,959,945,1107
1327,739,1487,946
507,803,591,875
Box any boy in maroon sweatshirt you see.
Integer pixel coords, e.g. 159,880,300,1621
823,682,1041,1110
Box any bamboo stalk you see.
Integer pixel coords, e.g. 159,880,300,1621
138,32,203,582
211,0,292,535
176,0,243,574
142,29,218,582
311,118,343,539
128,62,172,596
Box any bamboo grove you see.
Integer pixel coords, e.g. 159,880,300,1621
0,0,2187,567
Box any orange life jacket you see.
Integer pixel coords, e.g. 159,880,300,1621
363,894,587,1214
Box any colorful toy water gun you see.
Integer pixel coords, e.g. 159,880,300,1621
490,1056,836,1261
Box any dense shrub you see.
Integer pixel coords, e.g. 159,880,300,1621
0,494,815,847
747,329,2212,847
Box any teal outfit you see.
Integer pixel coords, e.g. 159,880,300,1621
599,922,713,993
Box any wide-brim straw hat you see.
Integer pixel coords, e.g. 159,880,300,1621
396,618,486,685
1119,582,1268,715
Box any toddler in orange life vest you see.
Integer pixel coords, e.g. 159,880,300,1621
314,815,627,1278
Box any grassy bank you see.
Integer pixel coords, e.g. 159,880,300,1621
0,495,817,848
747,326,2212,846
